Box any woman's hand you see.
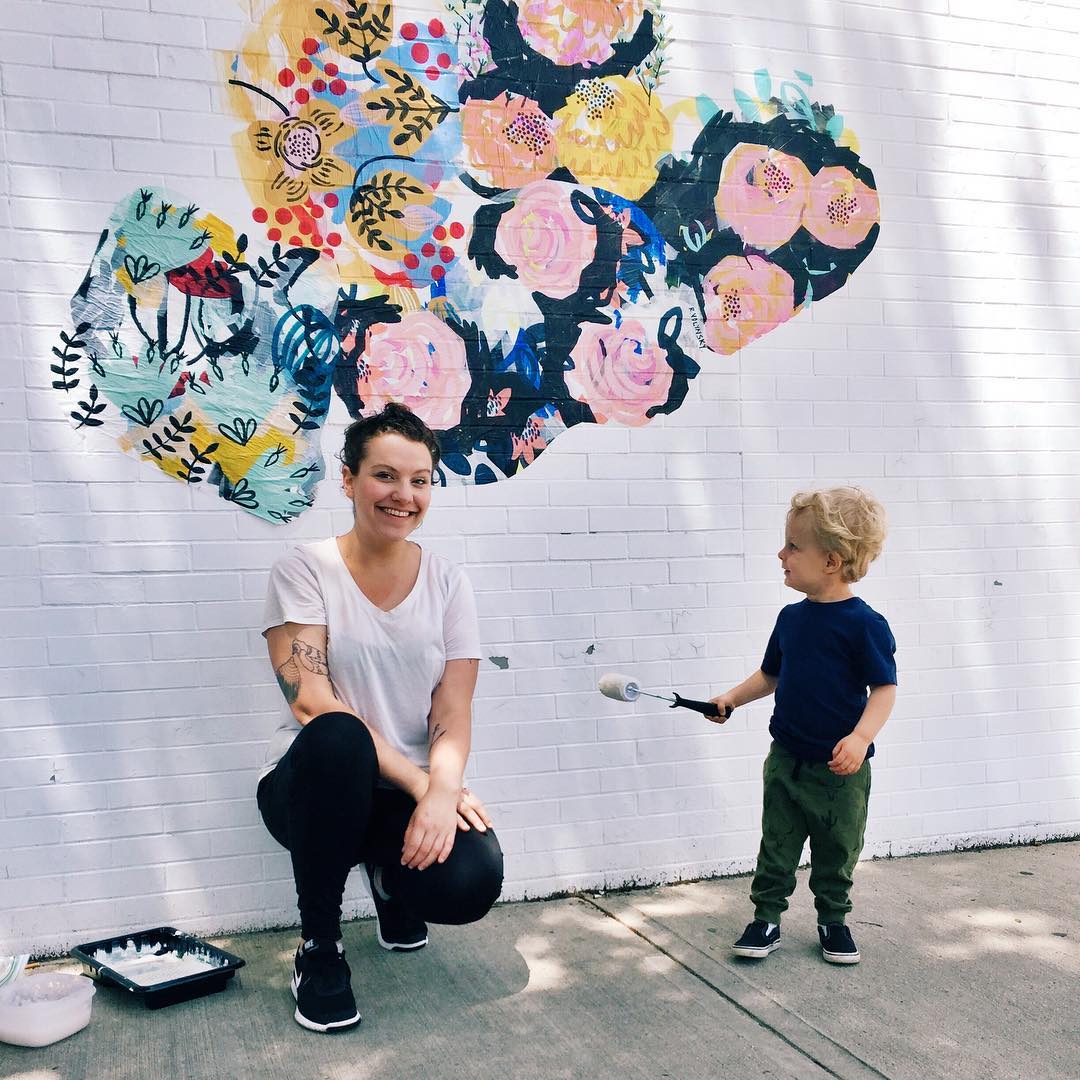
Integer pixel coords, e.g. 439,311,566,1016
401,782,460,870
456,786,492,833
400,781,494,870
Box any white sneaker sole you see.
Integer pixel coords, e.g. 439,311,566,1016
731,940,781,959
821,949,860,965
291,970,362,1032
375,921,428,952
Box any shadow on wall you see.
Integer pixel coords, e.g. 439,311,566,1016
867,12,1080,834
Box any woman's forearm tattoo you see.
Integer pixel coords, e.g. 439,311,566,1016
275,639,329,704
429,723,446,749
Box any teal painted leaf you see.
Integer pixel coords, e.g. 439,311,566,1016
732,88,759,122
695,95,720,125
753,68,772,102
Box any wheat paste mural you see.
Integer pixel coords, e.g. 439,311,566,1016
55,0,879,521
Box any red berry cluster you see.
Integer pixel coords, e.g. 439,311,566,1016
400,19,453,82
277,38,348,106
402,221,466,282
251,192,343,259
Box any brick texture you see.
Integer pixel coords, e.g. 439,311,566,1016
3,0,1080,955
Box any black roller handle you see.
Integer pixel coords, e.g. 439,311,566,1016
670,693,733,720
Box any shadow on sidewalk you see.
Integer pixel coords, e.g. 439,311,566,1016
4,841,1077,1080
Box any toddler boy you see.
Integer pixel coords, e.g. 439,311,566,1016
711,487,896,964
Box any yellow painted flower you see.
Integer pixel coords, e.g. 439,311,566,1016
552,76,672,200
244,102,355,207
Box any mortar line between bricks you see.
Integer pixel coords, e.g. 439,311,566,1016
582,897,893,1080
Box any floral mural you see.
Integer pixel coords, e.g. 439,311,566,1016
56,0,879,521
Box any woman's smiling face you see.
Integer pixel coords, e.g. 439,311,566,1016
343,431,434,541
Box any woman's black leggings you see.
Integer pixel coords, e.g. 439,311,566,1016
257,712,504,942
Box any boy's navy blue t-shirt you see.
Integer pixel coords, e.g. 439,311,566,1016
761,596,896,763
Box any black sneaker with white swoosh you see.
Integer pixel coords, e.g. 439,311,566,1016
291,939,361,1033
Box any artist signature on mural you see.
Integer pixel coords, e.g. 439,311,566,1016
687,309,707,350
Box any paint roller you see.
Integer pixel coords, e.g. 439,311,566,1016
597,673,733,720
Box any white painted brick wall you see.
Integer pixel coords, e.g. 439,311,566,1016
3,0,1080,955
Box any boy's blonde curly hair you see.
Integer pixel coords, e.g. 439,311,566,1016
789,486,887,583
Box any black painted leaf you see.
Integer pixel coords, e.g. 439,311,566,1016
120,397,164,427
217,417,258,445
222,476,259,508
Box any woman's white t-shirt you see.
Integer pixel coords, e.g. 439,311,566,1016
259,538,482,781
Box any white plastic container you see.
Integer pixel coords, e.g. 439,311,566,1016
0,971,96,1047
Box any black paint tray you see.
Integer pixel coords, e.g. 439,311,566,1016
70,926,245,1009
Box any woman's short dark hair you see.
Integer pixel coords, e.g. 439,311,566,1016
339,403,441,474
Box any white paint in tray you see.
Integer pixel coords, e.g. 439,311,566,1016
91,940,225,988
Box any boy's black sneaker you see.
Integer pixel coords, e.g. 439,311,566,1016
731,920,781,958
291,939,361,1032
365,863,428,951
819,923,860,964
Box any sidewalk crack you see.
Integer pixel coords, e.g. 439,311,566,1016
582,896,893,1080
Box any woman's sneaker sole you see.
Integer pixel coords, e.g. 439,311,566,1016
375,923,428,952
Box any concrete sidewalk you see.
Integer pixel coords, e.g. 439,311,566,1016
5,842,1077,1079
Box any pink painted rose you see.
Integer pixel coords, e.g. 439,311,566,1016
566,318,673,426
494,181,598,299
714,143,812,251
517,0,646,66
701,255,796,356
356,310,470,429
804,167,880,249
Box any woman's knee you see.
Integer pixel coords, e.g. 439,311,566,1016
438,829,504,924
293,711,378,783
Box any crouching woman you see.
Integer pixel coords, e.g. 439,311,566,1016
257,403,503,1033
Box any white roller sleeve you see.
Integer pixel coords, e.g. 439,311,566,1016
597,673,641,702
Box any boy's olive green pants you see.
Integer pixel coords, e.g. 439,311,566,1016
751,742,871,926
